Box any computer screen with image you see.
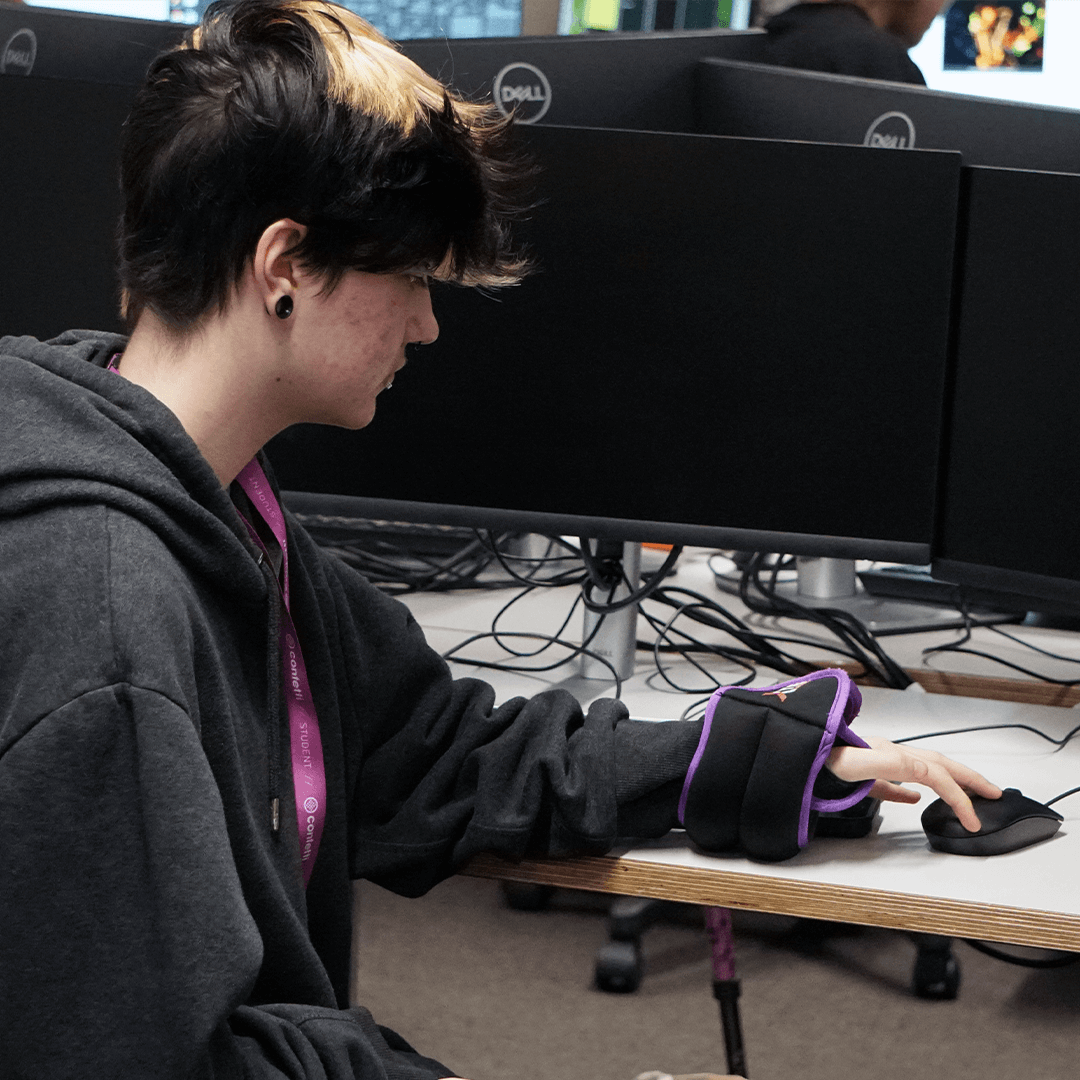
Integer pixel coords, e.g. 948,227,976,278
909,0,1078,112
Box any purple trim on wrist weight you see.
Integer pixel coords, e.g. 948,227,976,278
677,685,730,826
797,672,872,848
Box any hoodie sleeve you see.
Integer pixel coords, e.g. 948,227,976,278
293,530,703,898
0,684,458,1080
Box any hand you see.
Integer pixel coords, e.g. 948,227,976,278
826,737,1002,832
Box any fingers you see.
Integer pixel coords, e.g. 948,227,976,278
827,739,1002,833
914,758,982,833
868,779,921,805
881,740,1001,802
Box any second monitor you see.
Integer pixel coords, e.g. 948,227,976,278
268,125,961,566
694,58,1080,174
934,163,1080,616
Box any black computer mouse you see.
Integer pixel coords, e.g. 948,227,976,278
921,788,1063,856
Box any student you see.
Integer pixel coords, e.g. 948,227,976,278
0,2,998,1077
761,0,948,85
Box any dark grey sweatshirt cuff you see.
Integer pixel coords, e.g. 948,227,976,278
614,717,705,840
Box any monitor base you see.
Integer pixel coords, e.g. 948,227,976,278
772,559,1023,637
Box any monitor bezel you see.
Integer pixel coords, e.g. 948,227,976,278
282,490,930,563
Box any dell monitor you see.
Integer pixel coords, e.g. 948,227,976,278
399,28,766,132
1,0,766,132
0,1,184,84
932,163,1080,616
0,9,765,339
267,124,962,567
693,57,1080,174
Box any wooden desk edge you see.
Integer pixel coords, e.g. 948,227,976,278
463,852,1080,953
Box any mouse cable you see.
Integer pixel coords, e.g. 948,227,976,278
635,583,920,691
714,619,894,675
641,605,762,686
301,514,521,595
962,939,1078,969
710,551,797,596
1044,784,1080,808
893,721,1080,750
442,638,621,699
446,561,783,701
484,556,684,667
433,545,687,697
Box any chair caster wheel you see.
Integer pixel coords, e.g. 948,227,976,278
595,940,643,993
913,950,960,999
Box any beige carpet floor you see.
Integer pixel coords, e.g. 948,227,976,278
350,875,1079,1080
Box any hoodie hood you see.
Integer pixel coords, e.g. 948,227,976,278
0,329,266,599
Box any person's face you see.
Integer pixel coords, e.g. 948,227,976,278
285,269,439,429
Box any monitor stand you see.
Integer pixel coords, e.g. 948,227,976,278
771,557,1021,637
581,540,641,680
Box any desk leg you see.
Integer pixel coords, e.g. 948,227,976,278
706,907,748,1078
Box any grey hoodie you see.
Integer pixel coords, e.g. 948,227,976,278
0,330,700,1080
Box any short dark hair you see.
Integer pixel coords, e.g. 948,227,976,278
118,0,530,329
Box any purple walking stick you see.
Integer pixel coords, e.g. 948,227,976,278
705,907,747,1077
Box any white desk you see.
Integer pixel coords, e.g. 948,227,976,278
401,552,1080,952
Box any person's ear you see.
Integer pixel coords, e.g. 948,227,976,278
252,219,309,319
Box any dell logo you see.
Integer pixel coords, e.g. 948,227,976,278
1,28,37,76
492,62,552,124
863,111,916,150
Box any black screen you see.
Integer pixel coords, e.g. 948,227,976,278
268,125,961,561
400,28,766,133
934,165,1080,609
1,75,136,339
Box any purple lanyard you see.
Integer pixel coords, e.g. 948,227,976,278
236,459,326,889
107,353,326,885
